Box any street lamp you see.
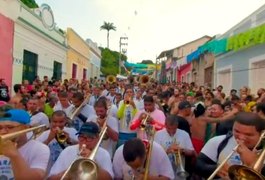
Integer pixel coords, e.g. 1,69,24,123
119,36,128,74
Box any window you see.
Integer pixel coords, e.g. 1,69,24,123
72,64,77,79
83,68,87,79
217,65,232,95
251,60,265,93
53,61,62,80
22,50,38,83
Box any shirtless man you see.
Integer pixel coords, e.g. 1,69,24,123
9,84,26,108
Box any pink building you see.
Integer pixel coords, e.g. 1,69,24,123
0,13,14,88
177,63,192,82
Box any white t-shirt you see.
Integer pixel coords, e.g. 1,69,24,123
87,115,119,157
48,145,114,178
72,104,96,131
0,140,50,179
113,141,175,180
133,97,144,111
30,112,50,127
36,127,78,171
154,128,194,173
53,102,75,118
201,135,242,165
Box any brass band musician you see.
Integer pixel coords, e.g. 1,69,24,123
113,138,174,180
48,122,113,180
195,112,265,179
0,109,50,179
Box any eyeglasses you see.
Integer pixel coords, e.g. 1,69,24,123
78,135,96,141
0,125,21,131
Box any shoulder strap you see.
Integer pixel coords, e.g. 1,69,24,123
217,131,233,160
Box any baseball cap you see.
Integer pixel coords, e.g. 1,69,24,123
0,109,30,124
76,122,100,137
178,101,192,110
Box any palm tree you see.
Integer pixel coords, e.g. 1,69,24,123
100,22,116,49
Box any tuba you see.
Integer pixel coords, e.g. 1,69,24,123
60,127,107,180
106,75,116,84
140,75,149,85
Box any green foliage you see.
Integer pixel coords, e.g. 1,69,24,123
140,60,154,64
20,0,38,8
100,47,127,76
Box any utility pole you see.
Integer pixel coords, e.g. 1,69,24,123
119,36,128,75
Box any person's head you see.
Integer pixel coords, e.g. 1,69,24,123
51,110,67,129
115,93,122,103
233,112,265,149
210,100,224,118
165,115,179,136
178,100,192,116
230,89,237,96
256,103,265,119
109,85,116,96
17,97,29,110
123,138,146,170
27,97,39,112
71,92,84,107
178,93,186,102
48,96,58,107
143,96,155,112
43,76,48,82
14,84,26,94
58,91,69,107
0,109,30,136
217,85,223,92
93,86,101,96
205,91,214,100
76,122,100,150
257,88,265,98
124,86,134,98
147,89,156,97
94,97,108,118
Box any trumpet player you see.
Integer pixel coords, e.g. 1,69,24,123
36,110,78,172
195,112,265,179
113,138,175,180
48,122,113,180
0,109,50,179
130,96,165,139
154,115,195,176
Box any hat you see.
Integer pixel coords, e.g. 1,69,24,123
178,101,192,110
0,109,30,124
76,122,100,136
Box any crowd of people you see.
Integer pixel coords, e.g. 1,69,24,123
0,75,265,180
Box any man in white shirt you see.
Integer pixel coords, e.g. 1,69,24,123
89,86,101,106
155,115,195,177
27,97,50,127
36,110,78,172
48,122,113,180
71,92,96,131
113,138,175,180
53,91,74,118
87,97,119,157
0,109,50,180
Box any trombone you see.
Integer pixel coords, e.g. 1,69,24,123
61,127,107,180
0,124,46,154
68,93,91,121
208,131,265,180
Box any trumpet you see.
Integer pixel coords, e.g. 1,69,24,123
140,113,150,130
0,125,46,154
172,138,189,178
56,127,67,144
61,127,108,180
208,131,265,180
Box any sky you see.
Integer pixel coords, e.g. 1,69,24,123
35,0,265,63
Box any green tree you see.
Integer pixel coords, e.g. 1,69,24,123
100,47,127,76
20,0,38,8
100,22,116,49
140,60,154,64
